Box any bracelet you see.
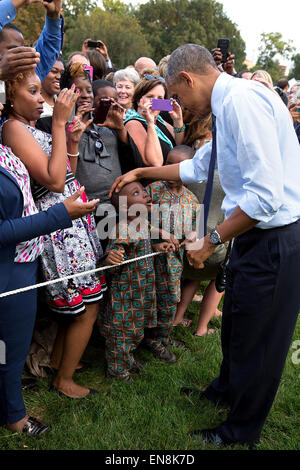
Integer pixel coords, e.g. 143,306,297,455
67,152,79,157
173,124,186,133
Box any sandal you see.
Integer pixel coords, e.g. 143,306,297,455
22,416,49,436
177,318,192,328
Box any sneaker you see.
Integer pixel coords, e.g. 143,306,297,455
22,416,49,436
162,337,186,349
130,360,145,374
151,344,177,363
106,371,134,383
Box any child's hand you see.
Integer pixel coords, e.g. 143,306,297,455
153,242,175,253
106,248,125,265
180,231,198,248
160,229,180,250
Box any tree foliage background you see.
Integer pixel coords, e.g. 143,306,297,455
253,32,296,83
12,0,247,69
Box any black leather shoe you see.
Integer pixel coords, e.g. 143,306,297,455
190,428,227,446
190,427,259,449
22,416,49,436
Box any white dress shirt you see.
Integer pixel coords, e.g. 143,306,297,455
179,72,300,229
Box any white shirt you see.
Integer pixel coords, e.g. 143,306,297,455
179,72,300,229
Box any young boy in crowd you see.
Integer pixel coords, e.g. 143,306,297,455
100,181,174,382
145,145,200,353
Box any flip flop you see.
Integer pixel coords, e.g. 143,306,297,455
178,318,192,328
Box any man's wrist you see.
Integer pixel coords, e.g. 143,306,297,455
205,234,218,252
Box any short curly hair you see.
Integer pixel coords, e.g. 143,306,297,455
4,70,36,114
60,62,91,90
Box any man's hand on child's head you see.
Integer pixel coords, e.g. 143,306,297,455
106,249,125,265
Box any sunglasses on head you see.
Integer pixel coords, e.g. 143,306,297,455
143,74,165,83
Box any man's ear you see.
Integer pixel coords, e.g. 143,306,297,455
178,71,194,87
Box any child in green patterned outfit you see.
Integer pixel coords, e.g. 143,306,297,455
101,181,174,382
146,146,200,354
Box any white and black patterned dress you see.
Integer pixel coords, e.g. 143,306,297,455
26,125,106,315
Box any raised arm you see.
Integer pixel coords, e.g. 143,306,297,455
34,0,63,82
2,86,79,192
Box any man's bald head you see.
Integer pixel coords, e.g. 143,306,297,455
134,57,157,76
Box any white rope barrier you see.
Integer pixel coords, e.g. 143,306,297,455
0,251,164,299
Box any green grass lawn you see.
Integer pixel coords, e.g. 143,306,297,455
0,290,299,451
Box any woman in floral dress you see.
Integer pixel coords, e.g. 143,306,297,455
2,71,104,399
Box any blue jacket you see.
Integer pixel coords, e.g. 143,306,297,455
0,0,63,82
0,165,72,294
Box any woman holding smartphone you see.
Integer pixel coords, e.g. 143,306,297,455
2,71,105,399
124,75,184,167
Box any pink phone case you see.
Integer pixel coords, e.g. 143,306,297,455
83,65,94,82
151,99,173,112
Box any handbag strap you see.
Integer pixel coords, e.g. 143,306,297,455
202,114,217,236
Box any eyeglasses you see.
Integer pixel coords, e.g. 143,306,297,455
143,74,165,83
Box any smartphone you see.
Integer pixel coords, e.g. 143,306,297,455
83,65,93,82
217,38,230,63
93,98,112,124
151,99,173,112
87,40,101,48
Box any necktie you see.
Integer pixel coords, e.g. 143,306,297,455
202,114,217,236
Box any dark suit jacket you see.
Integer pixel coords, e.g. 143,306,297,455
0,166,72,294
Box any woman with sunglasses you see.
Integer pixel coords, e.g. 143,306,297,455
1,71,106,399
124,74,184,167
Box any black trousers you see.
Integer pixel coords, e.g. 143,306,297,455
205,220,300,445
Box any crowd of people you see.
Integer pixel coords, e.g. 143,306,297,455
0,0,300,448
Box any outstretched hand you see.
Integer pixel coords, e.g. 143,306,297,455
153,241,176,253
63,187,99,220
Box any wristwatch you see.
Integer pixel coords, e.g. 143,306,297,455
209,229,223,246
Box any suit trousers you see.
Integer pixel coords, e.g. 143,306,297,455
204,220,300,445
0,260,38,425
